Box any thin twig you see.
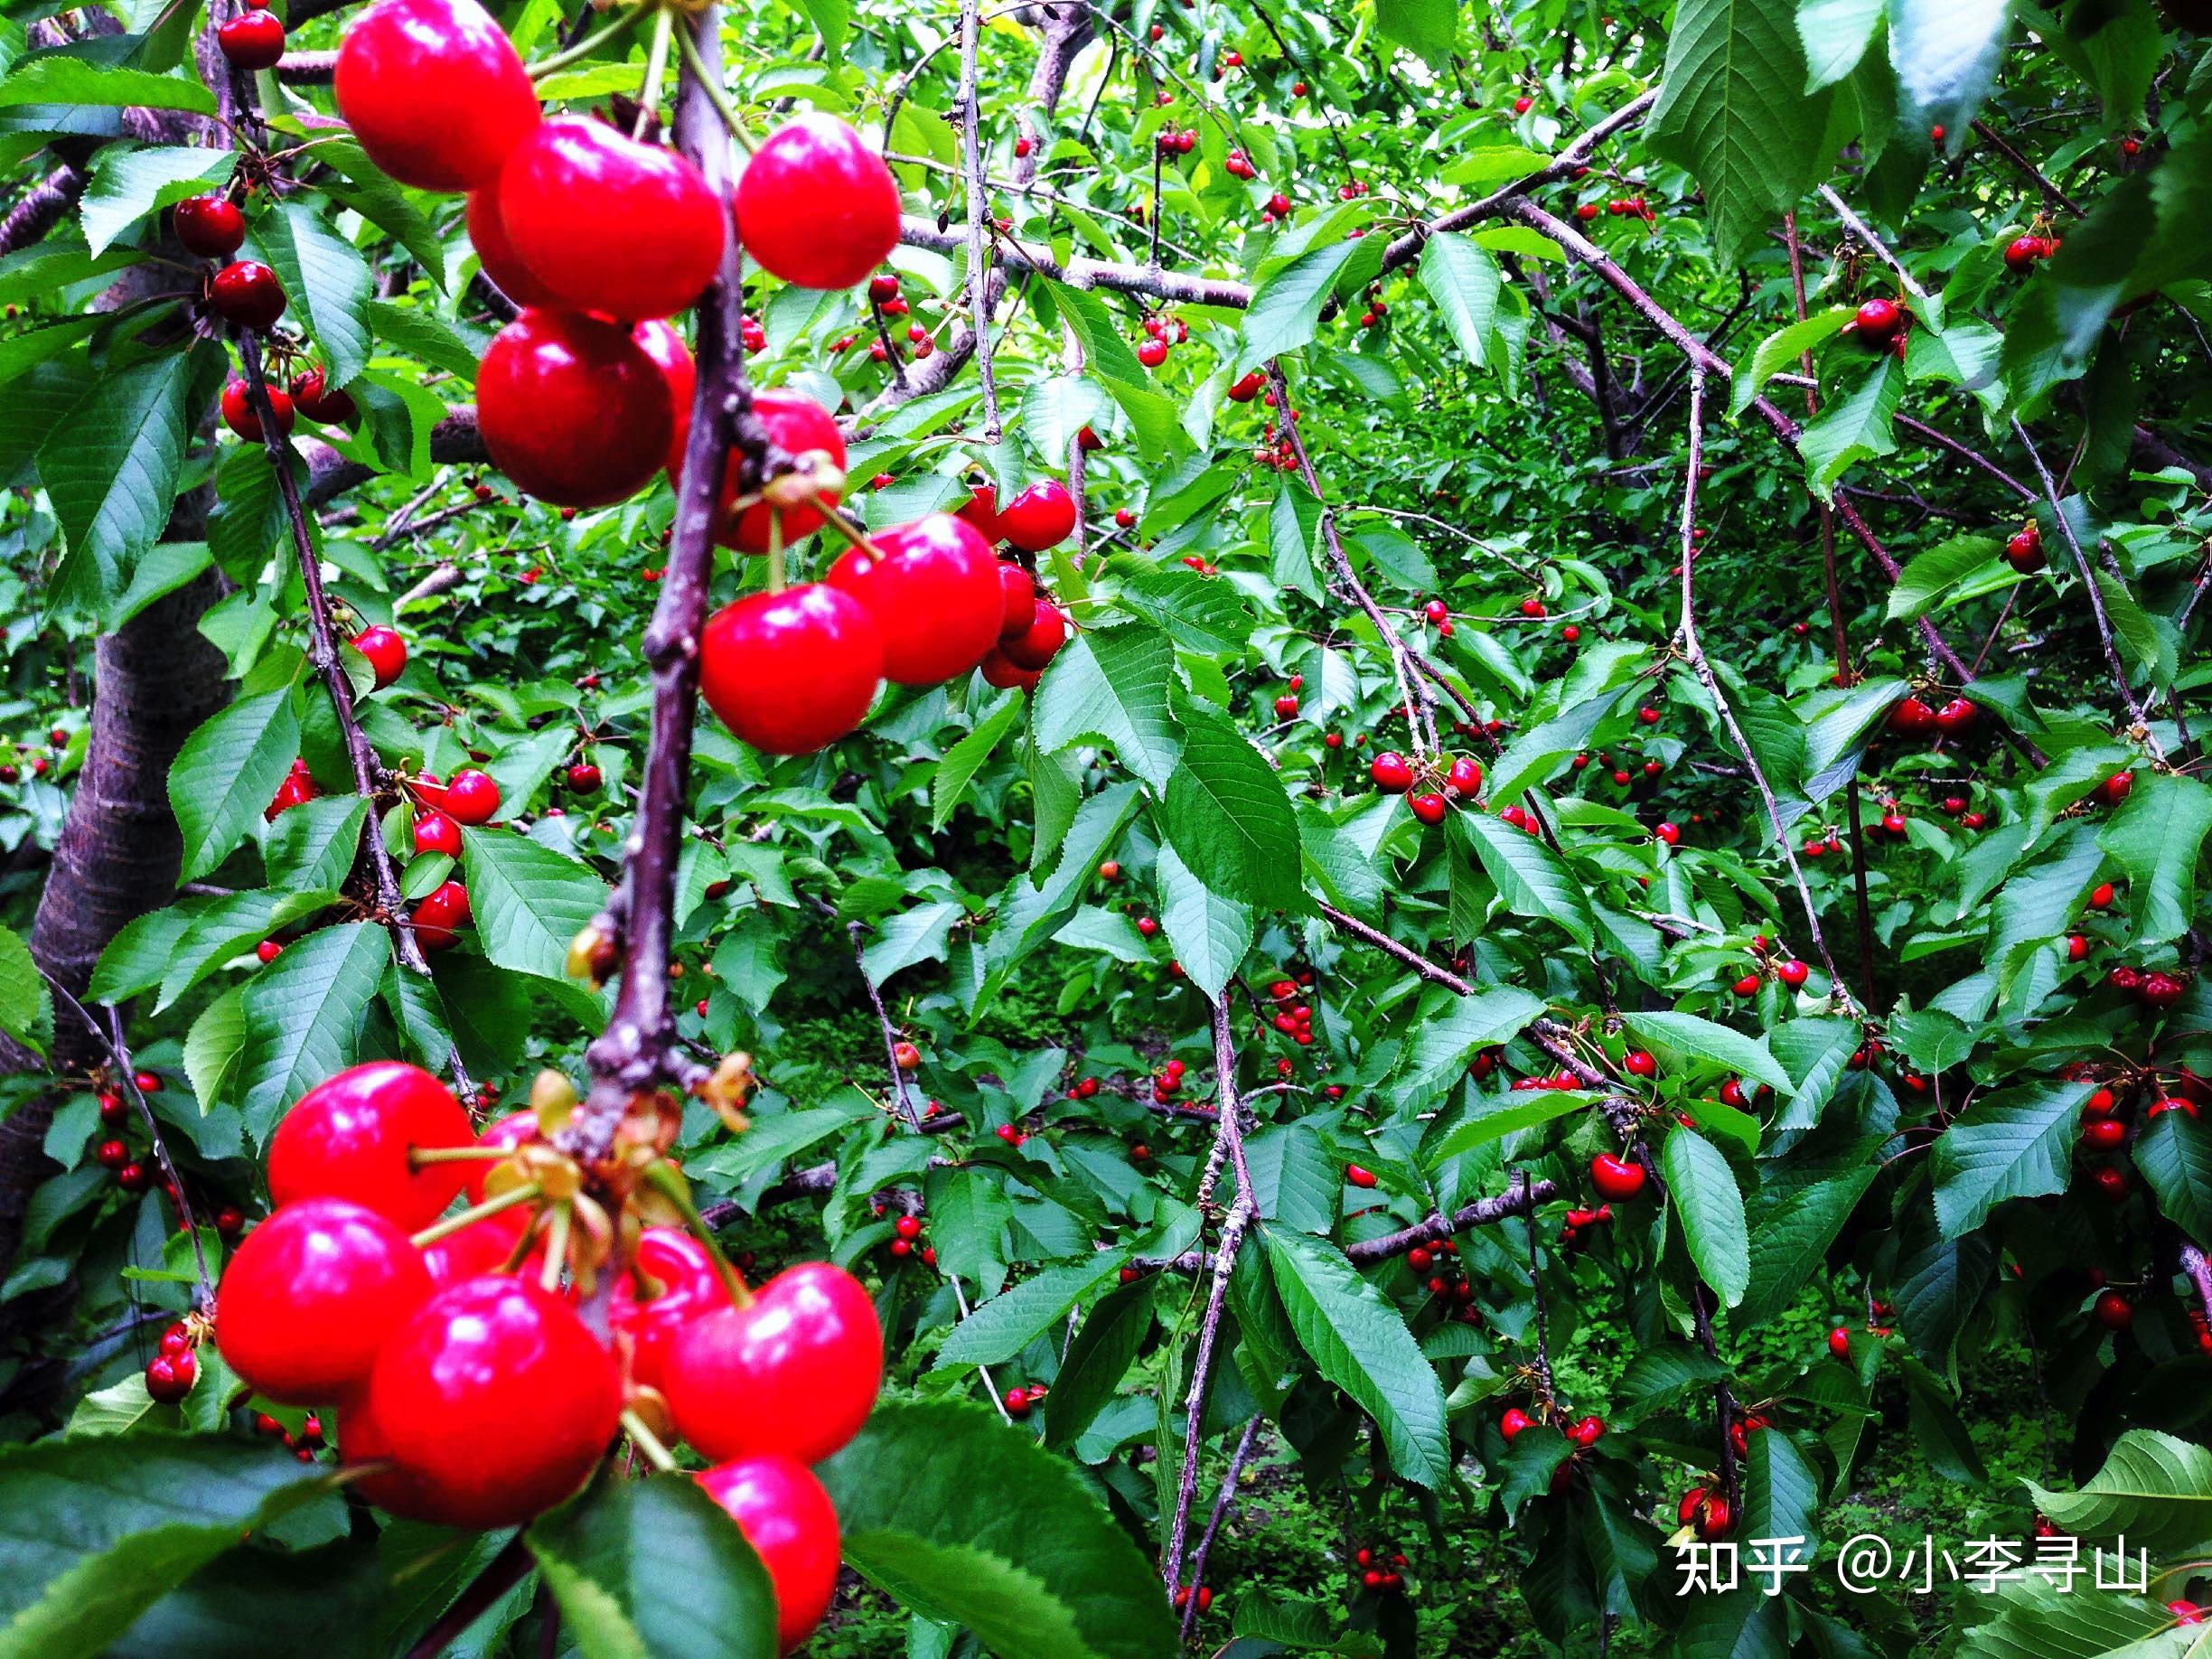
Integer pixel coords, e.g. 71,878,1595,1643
955,0,999,442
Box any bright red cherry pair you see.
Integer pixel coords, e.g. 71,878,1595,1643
824,514,1003,686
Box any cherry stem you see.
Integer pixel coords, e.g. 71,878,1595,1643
810,499,886,563
764,517,786,595
539,1201,571,1294
642,1161,755,1308
409,1181,540,1247
407,1144,515,1165
621,1408,680,1473
633,7,675,140
527,6,642,80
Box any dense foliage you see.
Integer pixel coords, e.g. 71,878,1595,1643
0,0,2208,1654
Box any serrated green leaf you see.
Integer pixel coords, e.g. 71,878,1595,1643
235,923,390,1143
461,832,610,981
1154,841,1251,1001
1661,1129,1749,1308
936,1248,1132,1373
1929,1081,2092,1235
42,354,197,617
1159,707,1300,911
1031,624,1182,792
169,689,300,885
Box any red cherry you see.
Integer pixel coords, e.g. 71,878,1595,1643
666,1261,883,1465
1826,1326,1851,1356
1369,751,1414,792
267,1060,476,1228
464,1111,539,1202
417,1204,531,1286
1345,1163,1378,1188
351,624,407,689
1566,1413,1605,1447
464,188,561,307
1500,1406,1533,1439
1693,1494,1733,1541
826,514,1002,686
996,479,1077,552
631,318,695,467
2092,1289,2133,1331
1512,95,1532,114
214,1198,432,1403
699,584,883,755
2142,970,2186,1009
978,649,1042,692
1589,1152,1645,1200
173,194,245,258
995,560,1038,638
334,0,539,191
957,483,1005,544
1888,696,1936,736
413,810,462,858
2003,234,2048,274
1625,1050,1656,1078
412,878,471,950
220,380,294,443
478,309,673,508
364,1275,621,1529
145,1349,198,1403
290,369,359,426
608,1227,735,1392
674,391,845,552
1935,697,1979,734
1409,792,1448,825
1853,296,1902,341
697,1457,842,1653
438,768,499,826
998,599,1068,672
218,11,286,68
1137,336,1169,369
497,117,725,322
2004,526,2046,573
735,115,903,292
208,260,286,330
566,762,602,792
1778,959,1810,988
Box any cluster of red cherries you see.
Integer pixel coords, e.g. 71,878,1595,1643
1365,747,1484,825
208,1061,880,1648
263,763,497,951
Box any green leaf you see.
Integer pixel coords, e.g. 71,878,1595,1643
1730,305,1855,415
1263,1229,1450,1487
1031,625,1182,792
1428,1089,1590,1163
1796,0,1885,90
932,698,1022,831
1885,533,2002,623
2135,1111,2212,1248
1373,0,1457,64
1648,0,1836,262
1238,238,1382,371
0,59,213,115
2098,773,2212,949
1889,0,2014,137
816,1401,1179,1659
1158,707,1300,911
1153,841,1251,1001
0,1434,325,1659
235,923,390,1144
265,795,370,894
1929,1081,2092,1234
1392,989,1547,1111
1420,234,1504,373
858,900,964,984
78,146,232,256
252,203,375,386
1620,1011,1791,1094
461,832,611,981
1660,1129,1750,1308
935,1248,1132,1373
42,354,197,617
1797,358,1902,499
0,925,51,1057
525,1470,780,1659
169,689,301,884
1042,1278,1155,1453
1456,812,1593,950
1955,1577,2168,1659
2023,1430,2212,1555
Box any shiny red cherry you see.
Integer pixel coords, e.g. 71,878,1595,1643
998,598,1066,671
209,260,286,330
566,762,602,792
220,380,293,442
666,1261,882,1464
957,483,1005,545
996,479,1077,552
1935,697,1978,734
351,624,406,689
413,810,462,857
478,308,672,508
1590,1151,1645,1200
734,114,903,291
609,1226,735,1392
442,768,501,825
699,584,883,755
214,1198,432,1403
826,513,1003,686
218,11,286,69
632,318,695,473
334,0,539,192
1369,752,1414,792
417,1205,531,1286
173,194,245,258
412,879,471,950
290,369,359,426
1888,696,1936,736
1852,296,1902,341
696,1456,842,1653
498,117,724,321
267,1060,476,1227
365,1275,621,1529
464,188,560,306
675,391,844,552
978,649,1041,691
1409,792,1448,825
996,561,1037,638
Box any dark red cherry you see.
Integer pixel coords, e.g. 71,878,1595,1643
412,878,471,950
826,513,1002,685
498,116,725,321
1369,752,1414,792
208,260,286,330
699,584,884,755
996,479,1077,552
734,114,903,291
413,810,463,857
464,188,562,306
351,623,407,688
666,1261,882,1464
334,0,539,192
1589,1152,1645,1200
998,598,1066,671
978,649,1041,691
1853,296,1901,340
478,308,673,508
996,561,1037,638
1887,696,1937,736
267,1059,476,1228
173,194,245,258
290,369,359,426
213,1198,433,1403
442,768,501,824
696,1456,842,1653
220,380,294,442
364,1275,621,1529
609,1226,735,1392
218,11,286,69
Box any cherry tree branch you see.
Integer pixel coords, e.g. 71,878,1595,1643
1969,118,2088,218
0,166,85,256
954,0,1000,441
564,7,754,1162
1179,1419,1259,1636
